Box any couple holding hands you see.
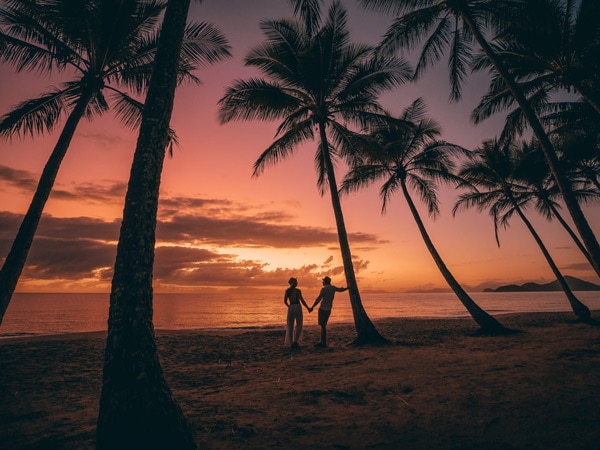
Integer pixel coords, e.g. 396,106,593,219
284,276,347,349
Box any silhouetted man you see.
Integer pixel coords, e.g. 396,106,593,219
310,276,347,347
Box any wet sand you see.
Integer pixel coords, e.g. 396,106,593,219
1,311,599,449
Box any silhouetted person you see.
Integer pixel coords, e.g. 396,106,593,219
309,276,347,347
284,277,310,348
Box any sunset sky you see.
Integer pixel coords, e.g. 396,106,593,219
1,0,598,295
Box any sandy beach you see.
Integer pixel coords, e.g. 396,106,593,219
1,311,599,449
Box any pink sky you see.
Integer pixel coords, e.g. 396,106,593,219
1,0,598,294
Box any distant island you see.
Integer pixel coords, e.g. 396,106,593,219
484,276,600,292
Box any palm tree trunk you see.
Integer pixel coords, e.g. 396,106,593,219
317,123,388,345
96,1,196,449
512,202,591,321
462,11,600,278
400,180,510,334
549,202,598,277
0,93,92,327
571,80,600,115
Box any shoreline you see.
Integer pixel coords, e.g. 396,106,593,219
0,309,583,344
1,311,599,449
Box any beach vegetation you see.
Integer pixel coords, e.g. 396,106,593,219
359,0,600,285
453,139,592,321
218,0,411,345
94,1,230,449
341,98,511,334
0,0,228,326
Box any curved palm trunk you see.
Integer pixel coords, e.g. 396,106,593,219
549,202,598,277
462,11,600,278
511,201,591,321
318,123,388,345
400,180,510,334
96,1,196,449
0,93,92,327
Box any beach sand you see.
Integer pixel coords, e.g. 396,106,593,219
1,311,599,449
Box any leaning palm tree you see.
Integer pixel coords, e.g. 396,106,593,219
513,140,599,273
341,98,511,334
218,0,411,344
359,0,600,278
0,0,228,326
96,1,230,448
454,139,591,321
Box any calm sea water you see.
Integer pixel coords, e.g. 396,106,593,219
2,291,599,339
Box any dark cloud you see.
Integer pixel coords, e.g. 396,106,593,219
22,237,116,279
0,165,127,203
0,165,37,191
157,213,380,248
0,212,121,245
0,165,381,287
0,205,377,288
51,181,128,203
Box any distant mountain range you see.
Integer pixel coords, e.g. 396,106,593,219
404,276,600,293
483,276,600,292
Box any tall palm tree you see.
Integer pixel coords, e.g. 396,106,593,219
513,140,599,274
454,139,591,321
96,1,230,448
360,0,600,278
341,98,511,334
218,0,411,345
472,0,600,116
0,0,228,326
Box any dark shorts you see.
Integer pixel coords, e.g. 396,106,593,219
318,309,331,326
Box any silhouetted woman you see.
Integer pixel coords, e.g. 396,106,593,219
284,277,310,348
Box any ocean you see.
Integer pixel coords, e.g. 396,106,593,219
1,291,599,339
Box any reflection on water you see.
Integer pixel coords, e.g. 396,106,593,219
2,291,599,338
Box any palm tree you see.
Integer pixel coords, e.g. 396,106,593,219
454,139,591,321
0,0,228,326
359,0,600,279
218,0,411,345
96,1,230,449
513,140,599,274
473,0,600,116
341,98,511,334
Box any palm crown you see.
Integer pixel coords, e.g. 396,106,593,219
0,0,230,138
219,1,410,188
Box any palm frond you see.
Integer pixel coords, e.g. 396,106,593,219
218,79,301,124
447,18,472,101
181,21,231,67
107,88,144,130
288,0,322,37
252,119,314,177
0,87,68,138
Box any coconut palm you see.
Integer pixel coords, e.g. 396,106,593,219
513,140,599,273
0,0,229,326
341,98,511,334
559,132,600,193
472,0,600,117
96,1,230,448
359,0,600,279
218,0,411,344
454,139,591,321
